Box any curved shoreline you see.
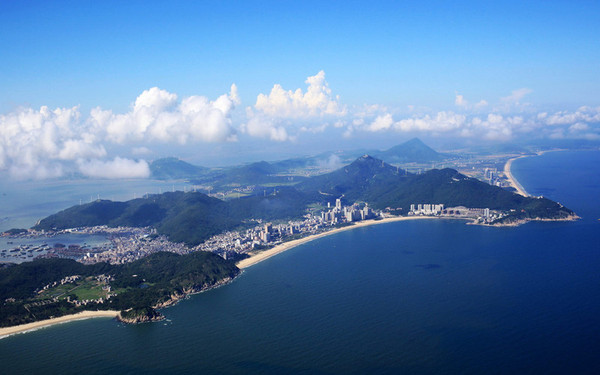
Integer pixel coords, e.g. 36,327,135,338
504,156,529,197
237,216,438,269
0,310,120,339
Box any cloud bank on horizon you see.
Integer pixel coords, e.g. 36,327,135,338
1,71,599,180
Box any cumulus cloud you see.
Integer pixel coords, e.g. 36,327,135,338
343,89,600,142
0,105,104,179
255,71,346,118
350,104,600,142
242,111,294,142
455,93,488,110
77,157,150,179
395,112,467,133
244,71,346,141
91,84,239,144
0,85,240,179
368,114,394,132
543,106,600,125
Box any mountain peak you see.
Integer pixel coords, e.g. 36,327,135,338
377,138,444,163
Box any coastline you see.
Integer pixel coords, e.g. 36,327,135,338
0,310,120,339
237,216,437,269
504,156,529,197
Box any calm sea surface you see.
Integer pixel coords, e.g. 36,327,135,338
1,151,599,374
0,176,191,232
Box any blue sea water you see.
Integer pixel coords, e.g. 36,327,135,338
0,175,191,232
1,151,599,374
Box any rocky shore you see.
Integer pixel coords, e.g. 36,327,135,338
117,275,238,324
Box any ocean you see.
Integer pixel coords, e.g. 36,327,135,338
1,150,599,374
0,176,191,232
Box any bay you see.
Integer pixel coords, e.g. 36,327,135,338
1,151,599,374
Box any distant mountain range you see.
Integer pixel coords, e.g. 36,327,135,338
149,138,449,184
35,154,574,246
149,157,208,180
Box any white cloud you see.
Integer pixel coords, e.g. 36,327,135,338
132,146,152,156
0,105,102,179
501,88,533,104
254,71,346,118
394,112,467,132
0,85,239,179
455,94,468,107
92,85,239,144
242,110,294,142
569,123,589,132
544,106,600,126
244,71,346,141
455,93,488,110
475,100,488,108
77,157,150,179
368,114,394,132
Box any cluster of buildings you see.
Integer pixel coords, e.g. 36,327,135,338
81,230,191,264
409,203,503,223
320,199,376,224
9,198,383,265
409,204,445,215
194,216,325,259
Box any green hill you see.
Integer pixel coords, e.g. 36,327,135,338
0,251,239,327
34,156,575,246
299,155,573,219
297,155,408,203
150,157,208,179
34,192,241,246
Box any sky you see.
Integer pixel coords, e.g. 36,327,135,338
1,0,599,179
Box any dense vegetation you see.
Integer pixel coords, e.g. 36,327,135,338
297,155,574,220
34,154,574,246
0,251,239,327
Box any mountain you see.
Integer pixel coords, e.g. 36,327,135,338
298,155,573,220
34,156,575,245
34,192,241,246
375,138,446,163
189,161,307,188
150,157,208,179
297,155,408,203
34,188,314,246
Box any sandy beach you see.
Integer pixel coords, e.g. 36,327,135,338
504,156,529,196
0,310,120,338
237,216,435,269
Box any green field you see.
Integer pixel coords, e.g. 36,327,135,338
37,277,109,302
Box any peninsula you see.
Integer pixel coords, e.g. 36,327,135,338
0,153,577,332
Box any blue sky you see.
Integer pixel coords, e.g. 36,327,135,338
1,1,599,178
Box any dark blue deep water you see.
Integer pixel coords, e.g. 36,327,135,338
1,151,599,374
